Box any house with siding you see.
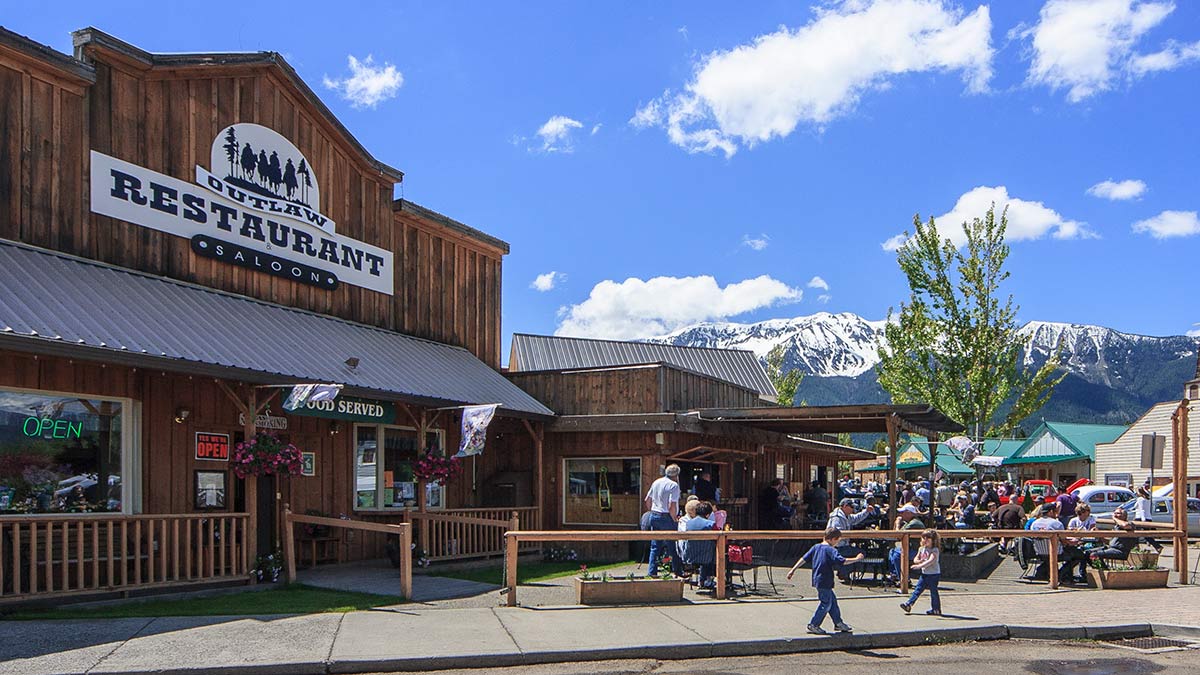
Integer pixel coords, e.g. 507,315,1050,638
1004,421,1128,487
1094,356,1200,496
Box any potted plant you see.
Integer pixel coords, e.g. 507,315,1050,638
574,559,685,605
230,433,303,478
1086,554,1170,589
1127,547,1160,570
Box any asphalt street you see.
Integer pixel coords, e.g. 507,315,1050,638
399,639,1200,675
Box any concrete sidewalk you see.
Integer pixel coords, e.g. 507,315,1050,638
4,586,1199,675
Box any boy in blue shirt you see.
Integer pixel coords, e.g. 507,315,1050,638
786,527,864,635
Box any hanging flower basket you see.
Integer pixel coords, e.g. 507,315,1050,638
231,432,303,479
412,454,463,486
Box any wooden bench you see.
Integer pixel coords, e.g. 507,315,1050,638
298,535,342,568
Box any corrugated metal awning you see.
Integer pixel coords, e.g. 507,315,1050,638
0,240,553,417
510,333,777,399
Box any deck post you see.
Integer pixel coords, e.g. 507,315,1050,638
400,523,413,599
886,415,901,528
505,532,518,607
282,504,297,584
715,532,728,600
1173,402,1190,584
900,533,910,593
1048,534,1059,589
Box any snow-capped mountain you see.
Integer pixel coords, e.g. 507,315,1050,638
646,313,1198,427
652,312,886,378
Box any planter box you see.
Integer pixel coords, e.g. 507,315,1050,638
1086,567,1170,590
574,577,685,605
1128,551,1160,569
940,542,1001,581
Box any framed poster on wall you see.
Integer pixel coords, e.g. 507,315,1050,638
301,452,316,477
195,470,227,509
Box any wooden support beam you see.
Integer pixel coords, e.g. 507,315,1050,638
886,414,900,529
522,419,546,519
283,503,297,584
715,531,728,600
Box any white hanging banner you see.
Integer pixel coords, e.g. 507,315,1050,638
455,404,498,458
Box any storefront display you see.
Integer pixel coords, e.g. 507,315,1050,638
563,458,641,525
355,424,446,510
0,388,131,514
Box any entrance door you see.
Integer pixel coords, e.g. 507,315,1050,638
256,473,277,555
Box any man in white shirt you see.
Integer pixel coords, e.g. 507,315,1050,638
641,464,681,576
1029,502,1085,582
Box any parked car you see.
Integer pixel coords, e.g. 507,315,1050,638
1118,496,1200,536
1073,485,1136,517
1014,480,1058,512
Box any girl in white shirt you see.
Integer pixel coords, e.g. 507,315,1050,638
900,529,942,616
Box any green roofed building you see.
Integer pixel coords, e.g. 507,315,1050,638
855,438,1024,483
1004,421,1128,487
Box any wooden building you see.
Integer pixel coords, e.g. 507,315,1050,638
0,27,553,604
506,335,887,533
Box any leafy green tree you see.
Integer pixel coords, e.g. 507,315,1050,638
764,344,802,406
876,205,1064,438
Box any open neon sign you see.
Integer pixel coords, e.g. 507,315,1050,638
21,417,83,439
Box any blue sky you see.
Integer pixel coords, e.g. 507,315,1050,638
9,1,1200,353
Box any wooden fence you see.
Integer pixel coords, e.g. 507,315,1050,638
0,513,250,603
502,526,1188,606
282,506,412,599
411,507,539,561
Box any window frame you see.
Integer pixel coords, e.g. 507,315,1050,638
561,456,643,526
0,385,140,516
351,422,446,513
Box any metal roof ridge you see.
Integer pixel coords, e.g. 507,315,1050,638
0,238,480,356
511,332,761,357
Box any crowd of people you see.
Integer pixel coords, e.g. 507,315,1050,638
641,464,1159,612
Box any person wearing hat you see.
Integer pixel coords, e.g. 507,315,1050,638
827,497,877,532
827,498,877,581
887,506,926,584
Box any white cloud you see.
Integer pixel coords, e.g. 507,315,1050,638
1129,39,1200,74
554,275,803,339
534,115,584,153
591,123,603,136
322,55,403,109
630,0,993,157
882,186,1094,250
1020,0,1197,102
807,276,830,291
1132,210,1200,238
817,294,833,304
742,234,770,251
1187,323,1200,338
531,271,566,292
1087,178,1147,200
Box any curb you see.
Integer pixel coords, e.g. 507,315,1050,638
35,622,1174,675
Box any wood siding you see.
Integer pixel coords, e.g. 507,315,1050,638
506,364,763,416
0,43,503,367
1094,402,1200,489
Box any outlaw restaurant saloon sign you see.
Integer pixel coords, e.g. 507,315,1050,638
89,123,394,295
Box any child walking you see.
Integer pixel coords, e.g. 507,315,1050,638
900,529,942,616
787,527,865,635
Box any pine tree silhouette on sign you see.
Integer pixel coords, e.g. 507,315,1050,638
297,159,311,203
223,128,239,179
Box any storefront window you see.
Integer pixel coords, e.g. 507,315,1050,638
0,389,129,514
563,458,641,525
354,424,444,510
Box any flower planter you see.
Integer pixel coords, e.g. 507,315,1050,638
1127,551,1160,569
1086,567,1169,590
574,577,685,605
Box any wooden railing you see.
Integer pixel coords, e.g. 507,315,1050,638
501,527,1188,606
411,507,540,561
283,506,412,599
0,513,250,603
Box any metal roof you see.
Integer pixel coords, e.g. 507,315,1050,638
510,333,777,399
694,404,965,436
1006,421,1128,464
0,240,553,417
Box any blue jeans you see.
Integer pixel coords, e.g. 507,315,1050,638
811,587,843,627
642,511,675,573
906,573,941,612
